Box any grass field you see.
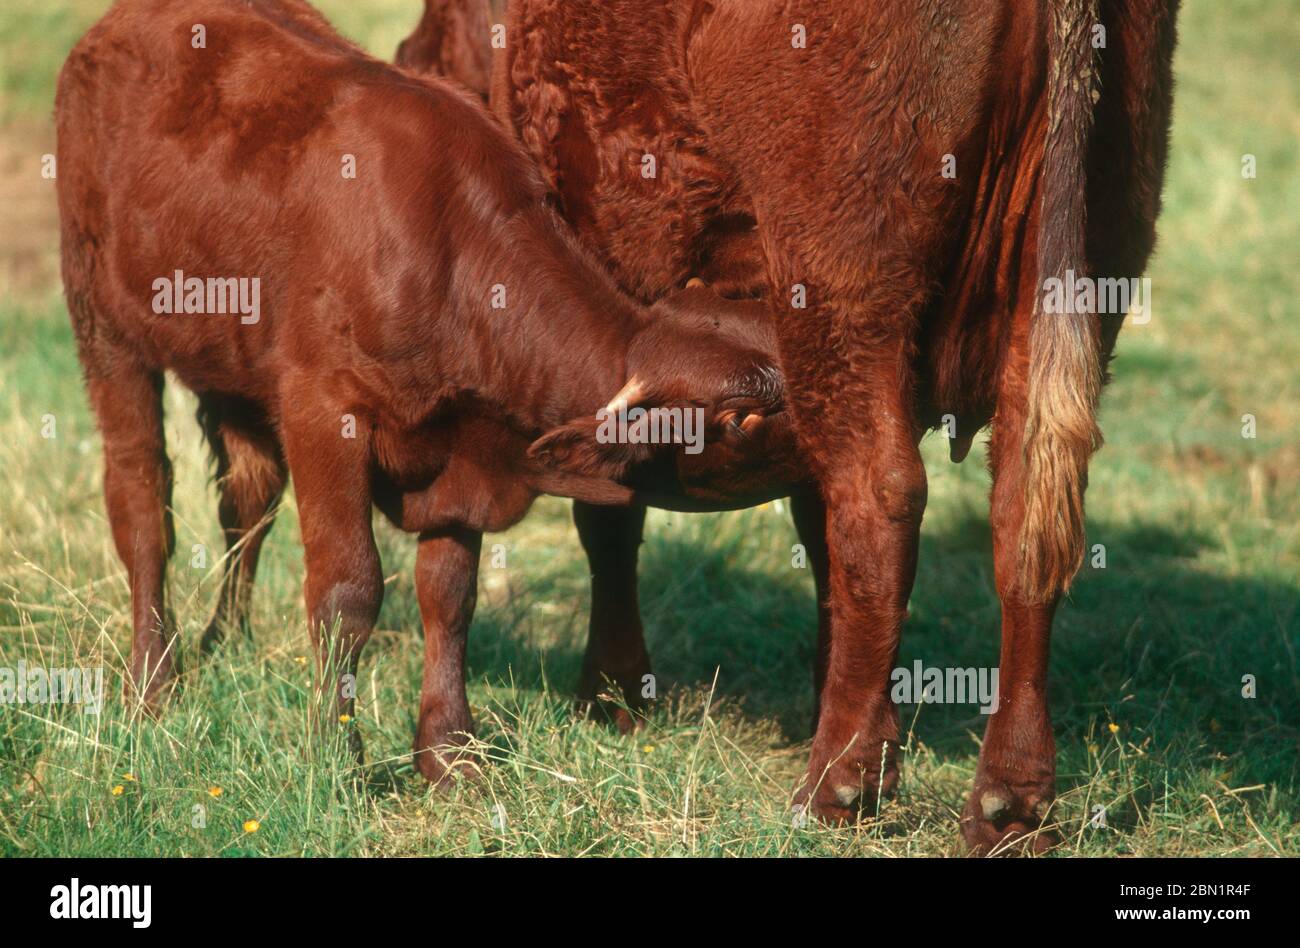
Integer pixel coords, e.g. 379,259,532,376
0,0,1296,857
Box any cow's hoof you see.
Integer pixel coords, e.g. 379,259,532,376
796,745,899,824
960,780,1058,855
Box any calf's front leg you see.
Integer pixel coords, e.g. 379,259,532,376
413,526,482,785
281,399,384,755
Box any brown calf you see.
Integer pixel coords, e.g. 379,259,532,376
486,0,1179,851
55,0,797,781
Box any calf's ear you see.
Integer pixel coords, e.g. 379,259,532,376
528,375,656,481
527,414,652,481
526,415,652,506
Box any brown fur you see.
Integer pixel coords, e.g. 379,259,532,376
488,0,1180,850
56,0,799,775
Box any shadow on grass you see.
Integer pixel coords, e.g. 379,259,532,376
454,508,1299,793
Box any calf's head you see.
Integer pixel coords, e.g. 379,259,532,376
529,282,802,507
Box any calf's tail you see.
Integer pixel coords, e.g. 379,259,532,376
1019,0,1104,602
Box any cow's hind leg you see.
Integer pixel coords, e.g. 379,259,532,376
688,5,956,822
87,364,177,710
196,397,287,653
961,388,1060,854
796,359,925,823
573,501,652,732
413,526,482,785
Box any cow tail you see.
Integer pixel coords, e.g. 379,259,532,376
1019,0,1104,602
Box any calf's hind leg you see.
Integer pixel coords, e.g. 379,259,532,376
87,366,176,710
196,397,287,653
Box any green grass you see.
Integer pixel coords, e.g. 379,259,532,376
0,0,1296,856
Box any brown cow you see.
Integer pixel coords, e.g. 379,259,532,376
485,0,1179,852
55,0,798,783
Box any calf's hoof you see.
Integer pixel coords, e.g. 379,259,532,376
413,720,477,788
124,653,177,716
960,779,1058,855
577,694,645,735
198,623,223,656
308,708,367,766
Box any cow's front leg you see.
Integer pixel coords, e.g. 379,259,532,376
413,526,481,786
961,399,1059,854
573,501,652,732
797,380,926,822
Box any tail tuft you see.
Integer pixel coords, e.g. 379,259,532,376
1019,0,1104,602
